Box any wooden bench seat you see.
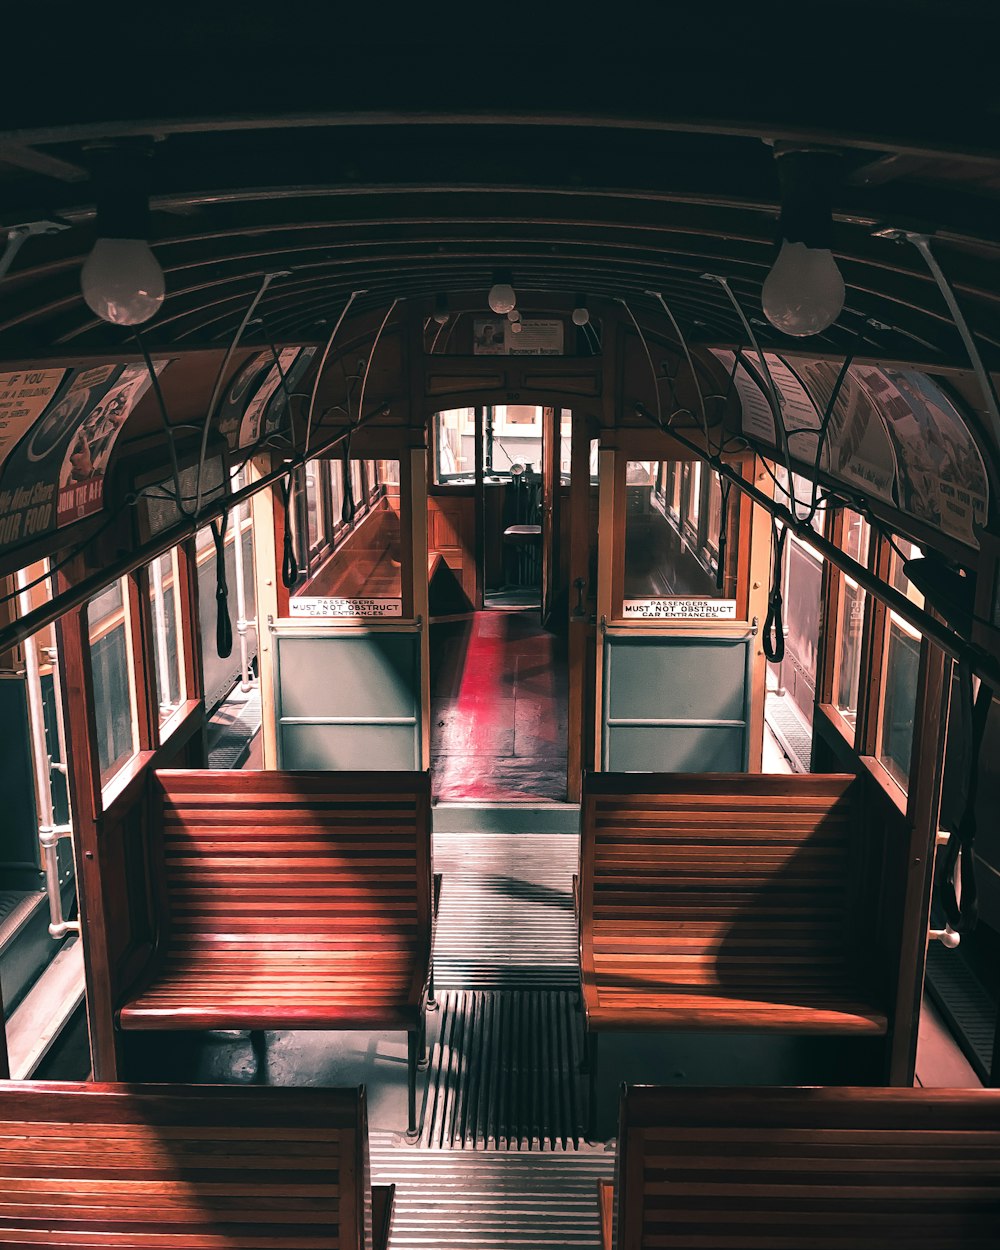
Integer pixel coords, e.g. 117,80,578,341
579,772,887,1038
601,1085,1000,1249
0,1081,394,1249
119,769,434,1137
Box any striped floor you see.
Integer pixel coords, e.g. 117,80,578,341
419,990,585,1150
432,831,580,989
371,1134,614,1249
373,829,610,1247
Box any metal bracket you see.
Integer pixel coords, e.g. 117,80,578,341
751,615,759,636
929,924,961,949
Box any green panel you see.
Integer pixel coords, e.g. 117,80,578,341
280,723,419,770
274,628,421,771
278,634,418,719
603,633,751,772
606,725,746,772
606,637,746,722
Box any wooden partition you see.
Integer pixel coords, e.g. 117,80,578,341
603,1085,1000,1250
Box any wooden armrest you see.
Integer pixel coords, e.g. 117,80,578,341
433,871,443,921
597,1179,614,1250
372,1183,395,1250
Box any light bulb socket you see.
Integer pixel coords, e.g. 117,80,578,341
87,143,155,241
772,147,842,251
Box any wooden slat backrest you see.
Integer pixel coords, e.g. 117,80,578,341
0,1081,372,1249
580,773,860,996
615,1085,1000,1250
152,770,432,951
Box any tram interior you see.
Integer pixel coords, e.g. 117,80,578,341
1,22,1000,1246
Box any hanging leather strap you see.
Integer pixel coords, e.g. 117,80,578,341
210,510,233,659
278,474,298,588
762,520,788,663
715,477,731,592
940,659,992,933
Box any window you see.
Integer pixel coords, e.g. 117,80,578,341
88,578,140,788
350,459,364,513
834,511,870,729
147,549,186,729
623,459,738,602
876,538,923,791
433,408,475,483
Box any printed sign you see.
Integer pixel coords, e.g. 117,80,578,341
473,317,565,356
57,361,166,526
0,369,66,472
623,598,738,620
289,597,404,618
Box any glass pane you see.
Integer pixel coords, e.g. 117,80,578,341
487,405,542,476
623,459,737,600
350,460,364,512
835,511,870,728
329,460,345,530
878,613,920,790
433,408,475,483
305,462,324,551
148,549,185,727
87,578,139,787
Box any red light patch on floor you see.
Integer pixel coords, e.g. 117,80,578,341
431,611,567,802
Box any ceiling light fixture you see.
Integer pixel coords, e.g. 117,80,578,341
80,145,165,326
761,146,845,337
433,292,449,324
488,269,516,315
572,294,590,326
507,308,521,323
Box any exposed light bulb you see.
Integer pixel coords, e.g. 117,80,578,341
510,320,523,334
761,239,844,337
81,238,165,325
488,282,516,315
507,308,521,323
433,293,449,324
572,305,590,326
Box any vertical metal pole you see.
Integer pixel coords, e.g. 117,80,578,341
148,554,173,714
231,498,255,691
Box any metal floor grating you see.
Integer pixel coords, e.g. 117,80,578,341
925,942,997,1083
433,832,580,989
420,990,586,1151
765,692,812,772
207,687,262,769
370,1132,613,1248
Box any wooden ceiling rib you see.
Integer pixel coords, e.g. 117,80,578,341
0,16,998,373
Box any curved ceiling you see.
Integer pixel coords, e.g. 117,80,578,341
2,11,1000,367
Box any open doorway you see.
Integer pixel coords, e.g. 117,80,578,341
427,406,570,801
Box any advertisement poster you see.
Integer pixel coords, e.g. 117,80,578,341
712,350,777,445
0,364,120,548
760,353,822,462
263,346,316,434
57,361,167,527
789,359,897,504
237,348,300,449
0,368,67,473
473,318,565,356
853,365,987,545
216,353,275,451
